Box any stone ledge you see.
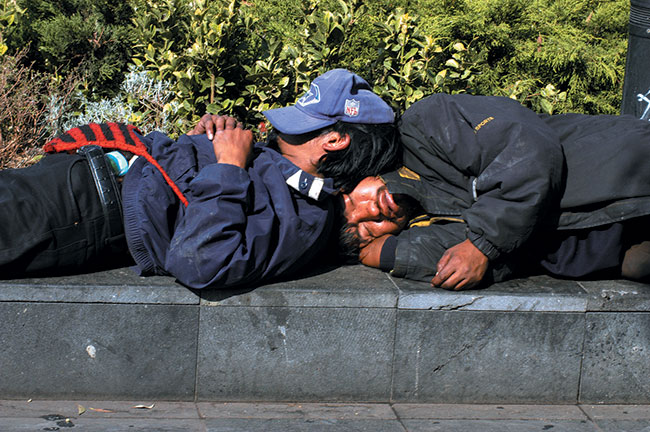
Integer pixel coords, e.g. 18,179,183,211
0,268,197,305
4,266,648,312
0,266,648,404
395,275,650,312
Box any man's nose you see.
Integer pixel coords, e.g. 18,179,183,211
353,200,380,223
368,201,381,218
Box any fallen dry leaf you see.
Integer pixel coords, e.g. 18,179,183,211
132,403,155,410
89,407,114,413
77,405,86,416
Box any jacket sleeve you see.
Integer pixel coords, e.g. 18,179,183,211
399,95,564,260
163,163,277,289
383,222,517,284
390,223,466,282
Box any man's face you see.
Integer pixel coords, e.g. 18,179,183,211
341,177,410,246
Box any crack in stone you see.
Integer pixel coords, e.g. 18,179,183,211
600,288,638,300
427,322,495,377
430,343,473,373
431,296,484,311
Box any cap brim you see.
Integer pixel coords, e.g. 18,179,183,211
380,170,426,205
263,105,337,135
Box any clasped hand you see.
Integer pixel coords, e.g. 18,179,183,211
431,239,488,290
188,114,253,169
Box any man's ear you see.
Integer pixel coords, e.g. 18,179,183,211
322,131,351,151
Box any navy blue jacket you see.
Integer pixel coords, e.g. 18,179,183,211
121,132,336,289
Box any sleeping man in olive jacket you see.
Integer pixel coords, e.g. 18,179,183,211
339,93,650,290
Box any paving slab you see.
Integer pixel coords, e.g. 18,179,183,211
590,419,650,432
0,416,207,431
197,402,396,419
580,313,650,404
197,306,396,401
204,418,406,431
401,419,598,432
580,404,650,419
393,403,587,420
0,400,199,419
392,310,584,403
0,401,649,432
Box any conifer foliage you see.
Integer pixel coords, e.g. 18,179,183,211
5,0,135,97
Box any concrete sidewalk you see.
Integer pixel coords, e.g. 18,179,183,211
0,400,649,431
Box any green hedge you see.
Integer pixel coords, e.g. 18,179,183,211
5,0,135,97
0,0,631,139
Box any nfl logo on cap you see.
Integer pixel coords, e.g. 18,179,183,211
345,99,359,117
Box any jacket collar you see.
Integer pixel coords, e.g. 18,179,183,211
258,143,337,201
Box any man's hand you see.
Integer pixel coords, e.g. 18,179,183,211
187,114,236,140
187,114,253,168
359,234,392,268
431,239,488,290
211,120,254,169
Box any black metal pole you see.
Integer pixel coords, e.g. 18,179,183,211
621,0,650,119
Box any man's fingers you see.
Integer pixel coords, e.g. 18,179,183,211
433,269,459,290
432,253,469,290
434,251,451,278
211,116,240,140
224,116,237,130
437,250,451,271
205,119,216,140
451,277,468,291
443,276,463,290
434,268,480,291
214,116,227,131
432,250,453,284
439,268,470,290
190,114,241,139
212,126,255,168
431,240,488,290
431,265,452,287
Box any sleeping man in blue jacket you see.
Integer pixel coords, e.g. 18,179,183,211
338,93,650,290
0,69,399,289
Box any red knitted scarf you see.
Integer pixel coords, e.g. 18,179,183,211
44,123,189,207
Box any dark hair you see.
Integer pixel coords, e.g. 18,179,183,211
317,121,400,192
337,221,362,263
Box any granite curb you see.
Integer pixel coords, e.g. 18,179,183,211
1,265,649,404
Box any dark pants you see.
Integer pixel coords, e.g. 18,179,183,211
0,153,132,277
515,216,650,280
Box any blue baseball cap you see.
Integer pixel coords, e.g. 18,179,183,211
263,69,395,135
